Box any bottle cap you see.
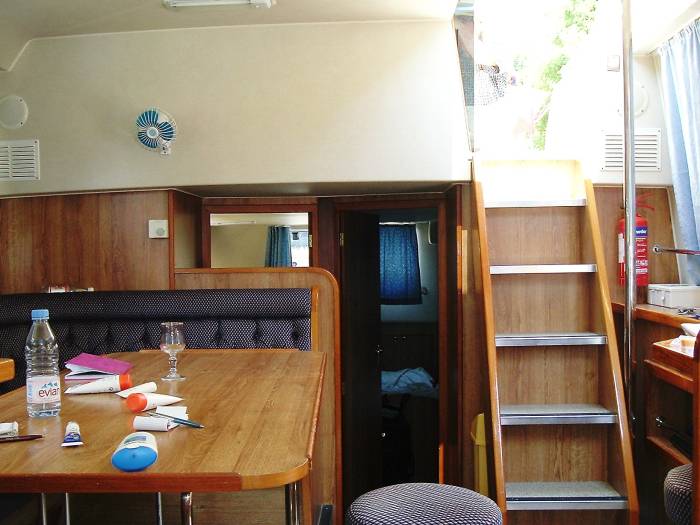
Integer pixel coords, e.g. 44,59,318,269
126,393,147,413
119,374,133,390
31,309,49,320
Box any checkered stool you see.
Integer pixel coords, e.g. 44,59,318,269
346,483,502,525
664,464,692,525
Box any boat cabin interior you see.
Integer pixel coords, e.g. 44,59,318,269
0,0,699,524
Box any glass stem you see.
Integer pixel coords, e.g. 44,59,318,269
169,354,178,376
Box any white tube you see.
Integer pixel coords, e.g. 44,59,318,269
65,374,132,395
116,382,158,398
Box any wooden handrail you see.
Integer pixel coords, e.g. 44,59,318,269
473,181,506,514
584,180,639,524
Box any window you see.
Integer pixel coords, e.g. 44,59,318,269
379,225,422,305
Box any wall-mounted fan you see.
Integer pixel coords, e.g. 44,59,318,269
136,108,177,155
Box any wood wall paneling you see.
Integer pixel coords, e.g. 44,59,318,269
171,191,203,271
0,192,170,294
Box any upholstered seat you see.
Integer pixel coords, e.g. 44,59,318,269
346,483,502,525
664,463,692,525
0,289,312,394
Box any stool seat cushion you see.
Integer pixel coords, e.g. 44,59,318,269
664,464,692,525
346,483,502,525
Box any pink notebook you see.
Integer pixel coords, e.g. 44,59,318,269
65,353,133,381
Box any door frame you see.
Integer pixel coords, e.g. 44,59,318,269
327,193,461,485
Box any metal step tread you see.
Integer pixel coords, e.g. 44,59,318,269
506,481,627,511
500,404,617,425
484,198,587,209
495,332,608,347
490,264,597,275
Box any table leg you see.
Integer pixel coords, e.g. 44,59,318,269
40,493,48,525
285,481,302,525
155,492,164,525
180,492,193,525
64,493,71,525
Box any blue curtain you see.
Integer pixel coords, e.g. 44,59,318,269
265,226,292,267
657,20,700,283
379,225,422,305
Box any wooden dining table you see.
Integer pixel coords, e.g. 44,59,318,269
0,349,326,525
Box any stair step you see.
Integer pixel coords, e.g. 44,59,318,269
484,198,587,209
506,481,628,510
495,332,608,347
500,404,617,426
490,264,597,275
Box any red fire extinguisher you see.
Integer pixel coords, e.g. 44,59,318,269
618,198,653,287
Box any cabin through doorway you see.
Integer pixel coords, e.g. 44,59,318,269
331,192,462,512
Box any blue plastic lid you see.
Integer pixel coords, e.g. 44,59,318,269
112,446,158,472
31,309,49,320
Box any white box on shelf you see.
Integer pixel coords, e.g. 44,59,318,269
647,284,700,309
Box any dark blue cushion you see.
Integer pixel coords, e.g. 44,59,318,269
0,289,312,393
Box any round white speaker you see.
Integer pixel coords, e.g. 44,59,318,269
0,95,29,129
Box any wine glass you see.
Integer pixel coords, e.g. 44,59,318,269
160,322,185,381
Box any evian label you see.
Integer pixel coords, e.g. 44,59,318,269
27,375,61,404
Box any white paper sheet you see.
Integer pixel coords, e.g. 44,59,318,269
116,382,158,398
155,406,188,418
681,323,700,338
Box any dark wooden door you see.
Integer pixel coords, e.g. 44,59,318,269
340,210,382,510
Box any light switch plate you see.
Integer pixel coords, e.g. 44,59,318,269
148,219,169,239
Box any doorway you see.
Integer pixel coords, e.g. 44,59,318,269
330,194,460,510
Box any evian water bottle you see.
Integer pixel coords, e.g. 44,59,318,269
25,309,61,417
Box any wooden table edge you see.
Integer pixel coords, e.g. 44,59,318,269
0,461,311,494
0,358,14,383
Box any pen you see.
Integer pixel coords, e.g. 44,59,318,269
148,413,205,429
0,434,43,443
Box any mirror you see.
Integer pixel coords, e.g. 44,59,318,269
209,212,310,268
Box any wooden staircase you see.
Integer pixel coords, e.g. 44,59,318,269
474,174,639,525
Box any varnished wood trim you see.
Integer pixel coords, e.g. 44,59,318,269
311,287,320,354
584,180,639,524
645,359,693,393
202,205,212,268
204,197,318,206
307,353,327,465
694,334,700,523
647,435,691,465
168,191,176,289
473,181,506,514
612,301,700,329
0,359,14,383
0,473,243,493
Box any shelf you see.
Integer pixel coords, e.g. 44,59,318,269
495,333,607,347
647,435,691,465
644,358,693,394
484,198,587,209
505,481,627,510
500,404,617,426
490,264,597,275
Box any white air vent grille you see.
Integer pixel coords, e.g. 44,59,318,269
602,129,661,172
0,140,40,180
